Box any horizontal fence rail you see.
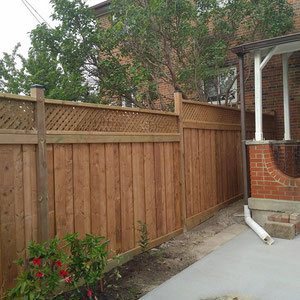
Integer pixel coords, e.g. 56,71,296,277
0,90,275,294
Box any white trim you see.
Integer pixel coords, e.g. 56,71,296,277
260,47,276,70
282,53,291,140
254,51,263,141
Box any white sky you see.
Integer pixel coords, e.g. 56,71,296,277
0,0,105,57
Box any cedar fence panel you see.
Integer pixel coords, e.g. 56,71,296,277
181,99,275,228
0,91,275,294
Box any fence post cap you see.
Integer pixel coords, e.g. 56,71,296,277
31,84,45,89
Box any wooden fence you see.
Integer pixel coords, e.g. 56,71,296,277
0,89,275,293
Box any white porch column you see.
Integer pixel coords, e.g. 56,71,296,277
282,53,291,140
254,51,263,141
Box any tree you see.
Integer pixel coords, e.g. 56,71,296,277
110,0,294,104
0,44,29,94
0,0,295,107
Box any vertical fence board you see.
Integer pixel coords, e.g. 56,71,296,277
53,145,74,237
144,143,157,240
119,143,134,252
132,143,146,246
210,131,217,208
164,142,176,232
90,144,107,237
105,144,121,254
173,143,182,229
154,143,167,237
73,144,91,237
198,130,205,211
184,130,193,217
191,130,200,215
0,146,17,289
47,145,55,238
13,146,26,264
23,145,37,246
215,131,222,205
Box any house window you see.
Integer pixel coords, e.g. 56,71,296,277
204,66,237,106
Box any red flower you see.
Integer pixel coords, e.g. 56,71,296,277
64,276,72,284
36,271,44,278
54,260,62,268
59,269,69,278
87,289,93,298
32,257,42,266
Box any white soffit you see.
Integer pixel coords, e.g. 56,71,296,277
258,41,300,56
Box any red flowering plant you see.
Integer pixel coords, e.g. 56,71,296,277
7,234,109,299
7,237,68,299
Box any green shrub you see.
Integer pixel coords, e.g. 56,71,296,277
7,234,109,300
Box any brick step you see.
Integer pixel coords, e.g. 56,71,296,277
265,221,296,240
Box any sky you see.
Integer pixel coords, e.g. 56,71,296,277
0,0,105,57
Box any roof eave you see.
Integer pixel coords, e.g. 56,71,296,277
231,32,300,55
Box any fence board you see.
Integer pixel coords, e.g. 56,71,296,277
90,144,107,237
164,143,176,232
0,146,18,289
105,144,122,254
184,130,193,218
13,146,26,265
132,143,146,246
47,145,55,239
144,143,157,240
23,145,37,246
173,143,182,229
73,144,91,236
53,145,74,237
154,143,167,237
119,143,135,252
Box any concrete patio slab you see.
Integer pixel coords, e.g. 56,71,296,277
141,229,300,300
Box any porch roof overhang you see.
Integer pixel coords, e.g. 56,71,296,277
231,32,300,56
91,0,111,17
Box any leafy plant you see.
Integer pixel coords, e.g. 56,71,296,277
138,221,149,252
7,237,68,300
7,234,109,300
64,233,109,288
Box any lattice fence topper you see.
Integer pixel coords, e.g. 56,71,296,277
0,94,179,133
183,101,241,124
0,96,36,130
182,100,275,131
45,102,179,133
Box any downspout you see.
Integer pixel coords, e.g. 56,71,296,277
238,54,274,245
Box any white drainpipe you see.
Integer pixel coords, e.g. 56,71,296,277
244,205,274,245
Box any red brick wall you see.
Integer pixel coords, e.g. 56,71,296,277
249,144,300,201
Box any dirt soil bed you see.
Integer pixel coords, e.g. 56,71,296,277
103,200,245,300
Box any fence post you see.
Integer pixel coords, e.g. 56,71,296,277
174,91,187,231
31,84,49,242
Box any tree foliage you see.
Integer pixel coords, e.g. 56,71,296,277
0,0,295,107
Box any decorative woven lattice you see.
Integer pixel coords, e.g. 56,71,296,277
183,101,241,124
271,143,300,178
45,102,179,133
183,100,276,139
0,96,35,130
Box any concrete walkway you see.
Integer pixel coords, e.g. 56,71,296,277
141,229,300,300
